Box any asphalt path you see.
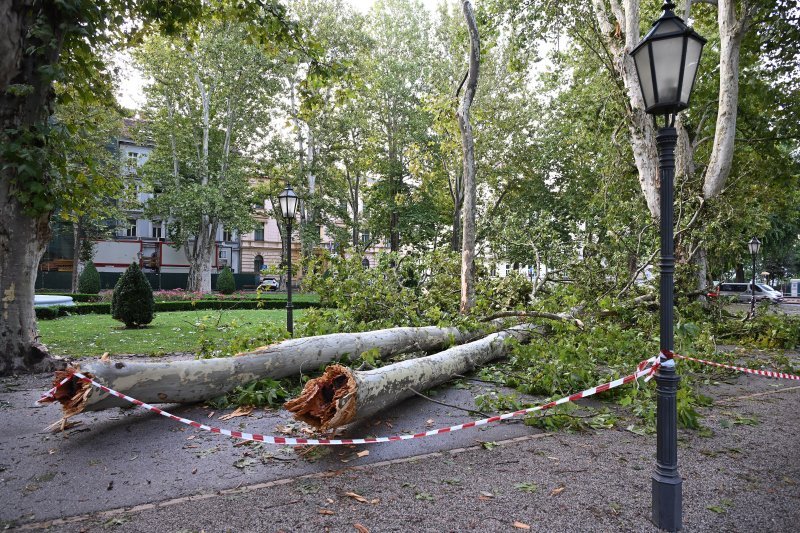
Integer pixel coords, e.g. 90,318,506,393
1,349,798,531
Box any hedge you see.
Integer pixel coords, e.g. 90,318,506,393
36,299,321,319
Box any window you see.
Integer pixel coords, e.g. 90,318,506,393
223,229,233,242
254,225,265,241
219,249,229,260
152,224,162,239
360,231,371,244
125,151,139,173
126,220,137,237
254,255,264,273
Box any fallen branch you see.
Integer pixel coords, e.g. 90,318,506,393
285,325,538,431
481,310,584,329
43,326,479,418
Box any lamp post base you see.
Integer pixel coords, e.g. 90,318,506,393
652,472,682,531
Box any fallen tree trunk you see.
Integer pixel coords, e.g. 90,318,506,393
285,325,536,431
45,326,477,418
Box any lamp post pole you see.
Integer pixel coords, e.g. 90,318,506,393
629,3,706,530
285,219,293,336
750,249,757,318
652,121,681,531
278,183,298,337
747,237,761,318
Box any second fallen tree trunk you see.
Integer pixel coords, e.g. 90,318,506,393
46,326,478,417
285,325,536,431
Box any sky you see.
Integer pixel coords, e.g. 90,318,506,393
115,0,443,110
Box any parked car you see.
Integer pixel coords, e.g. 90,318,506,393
708,282,783,303
258,276,279,291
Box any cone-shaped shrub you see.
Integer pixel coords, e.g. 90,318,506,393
112,262,154,328
216,265,236,294
78,261,101,294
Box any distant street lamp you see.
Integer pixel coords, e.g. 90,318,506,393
278,184,298,335
748,237,761,318
630,2,706,531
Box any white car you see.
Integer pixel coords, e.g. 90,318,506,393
258,277,279,291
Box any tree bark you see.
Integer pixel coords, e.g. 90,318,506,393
0,1,66,374
457,0,480,314
449,170,463,252
286,325,536,431
702,0,747,199
71,221,81,293
592,0,661,219
186,220,216,292
44,326,478,417
0,179,61,376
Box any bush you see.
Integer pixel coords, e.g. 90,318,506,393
216,266,236,294
77,261,101,294
111,262,154,328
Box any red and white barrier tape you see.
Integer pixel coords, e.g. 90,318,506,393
38,350,798,445
671,353,800,381
38,357,661,446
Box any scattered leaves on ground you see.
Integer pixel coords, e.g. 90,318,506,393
513,521,531,530
415,492,434,501
219,406,254,421
514,482,538,494
344,491,369,503
550,486,565,496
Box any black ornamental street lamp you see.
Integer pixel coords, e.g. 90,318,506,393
748,237,761,318
278,184,298,335
630,2,706,531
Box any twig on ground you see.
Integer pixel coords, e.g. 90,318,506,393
408,387,491,418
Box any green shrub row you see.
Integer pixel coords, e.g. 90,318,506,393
36,298,321,320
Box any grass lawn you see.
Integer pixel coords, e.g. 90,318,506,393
38,309,302,357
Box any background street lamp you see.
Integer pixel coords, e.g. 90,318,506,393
278,184,298,335
748,237,761,317
630,2,706,530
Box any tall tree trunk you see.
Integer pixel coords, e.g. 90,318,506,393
71,221,81,293
449,170,463,252
388,124,400,253
592,0,660,219
0,1,65,374
458,0,480,314
702,0,748,199
0,180,59,375
346,165,361,248
735,263,745,282
186,220,216,292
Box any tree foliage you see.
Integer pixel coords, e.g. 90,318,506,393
112,262,155,328
78,261,101,295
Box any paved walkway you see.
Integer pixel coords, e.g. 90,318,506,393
1,352,798,531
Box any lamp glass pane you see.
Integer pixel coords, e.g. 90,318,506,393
632,44,655,108
651,36,684,104
653,19,682,36
286,195,298,218
680,37,703,103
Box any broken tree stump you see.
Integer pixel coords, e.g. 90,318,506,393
285,325,537,431
45,326,477,417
